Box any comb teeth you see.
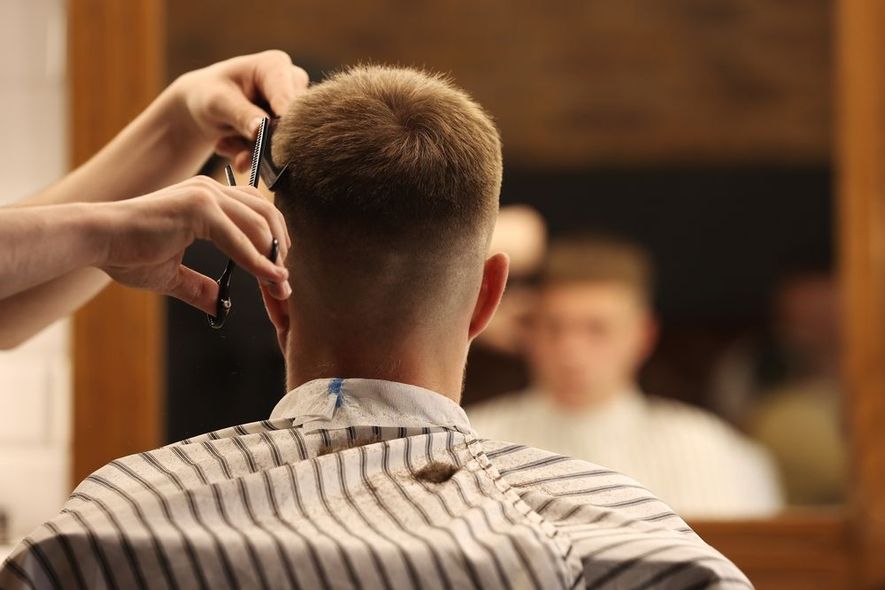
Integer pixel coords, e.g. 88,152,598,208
248,118,269,188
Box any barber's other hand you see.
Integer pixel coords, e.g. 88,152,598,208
172,50,309,171
96,176,292,313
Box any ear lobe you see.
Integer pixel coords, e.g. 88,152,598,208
259,282,291,353
469,252,510,340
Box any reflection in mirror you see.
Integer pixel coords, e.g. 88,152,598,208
164,0,838,522
466,178,836,519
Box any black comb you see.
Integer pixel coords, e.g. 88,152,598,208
248,118,269,188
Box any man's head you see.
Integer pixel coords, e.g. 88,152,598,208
527,235,658,409
260,65,508,398
772,269,840,376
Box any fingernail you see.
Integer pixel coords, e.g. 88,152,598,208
282,282,292,297
249,117,263,137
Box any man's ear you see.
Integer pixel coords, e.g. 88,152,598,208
639,312,660,363
468,252,510,340
260,283,291,353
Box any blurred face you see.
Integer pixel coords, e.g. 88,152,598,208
775,274,841,375
527,281,656,409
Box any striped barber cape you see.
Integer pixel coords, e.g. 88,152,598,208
0,378,751,589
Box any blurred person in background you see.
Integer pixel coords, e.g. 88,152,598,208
469,235,783,518
711,270,845,504
463,205,546,403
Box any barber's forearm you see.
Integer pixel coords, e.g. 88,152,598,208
0,205,113,349
23,80,213,207
0,203,108,299
0,269,108,350
3,81,211,344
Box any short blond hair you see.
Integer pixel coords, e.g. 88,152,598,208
542,235,655,302
271,65,502,250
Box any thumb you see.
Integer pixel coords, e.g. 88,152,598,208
166,265,220,315
216,88,269,141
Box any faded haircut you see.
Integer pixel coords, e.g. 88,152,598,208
269,65,503,324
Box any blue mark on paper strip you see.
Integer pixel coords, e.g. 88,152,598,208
329,378,345,408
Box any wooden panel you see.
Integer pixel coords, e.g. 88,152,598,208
836,0,885,586
69,0,166,484
691,513,855,589
167,0,831,167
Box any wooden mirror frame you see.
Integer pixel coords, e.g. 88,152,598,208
69,0,885,587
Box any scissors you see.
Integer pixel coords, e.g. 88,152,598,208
207,117,280,329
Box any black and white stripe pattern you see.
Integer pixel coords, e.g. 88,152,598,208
0,378,751,589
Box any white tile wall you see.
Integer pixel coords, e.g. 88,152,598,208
0,0,70,545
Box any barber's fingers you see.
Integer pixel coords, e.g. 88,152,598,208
216,51,309,169
249,50,310,118
192,190,286,286
214,137,254,172
214,136,271,173
221,189,292,299
210,49,309,140
208,87,269,143
215,136,251,160
215,188,290,267
190,183,292,300
219,184,291,252
233,152,253,173
165,266,220,316
186,176,289,253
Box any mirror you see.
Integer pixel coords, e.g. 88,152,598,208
162,1,840,521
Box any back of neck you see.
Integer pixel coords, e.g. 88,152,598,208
285,329,468,403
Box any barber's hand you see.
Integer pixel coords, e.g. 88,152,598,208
96,176,292,314
171,50,309,171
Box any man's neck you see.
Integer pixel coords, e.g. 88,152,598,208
546,380,637,412
285,331,468,404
